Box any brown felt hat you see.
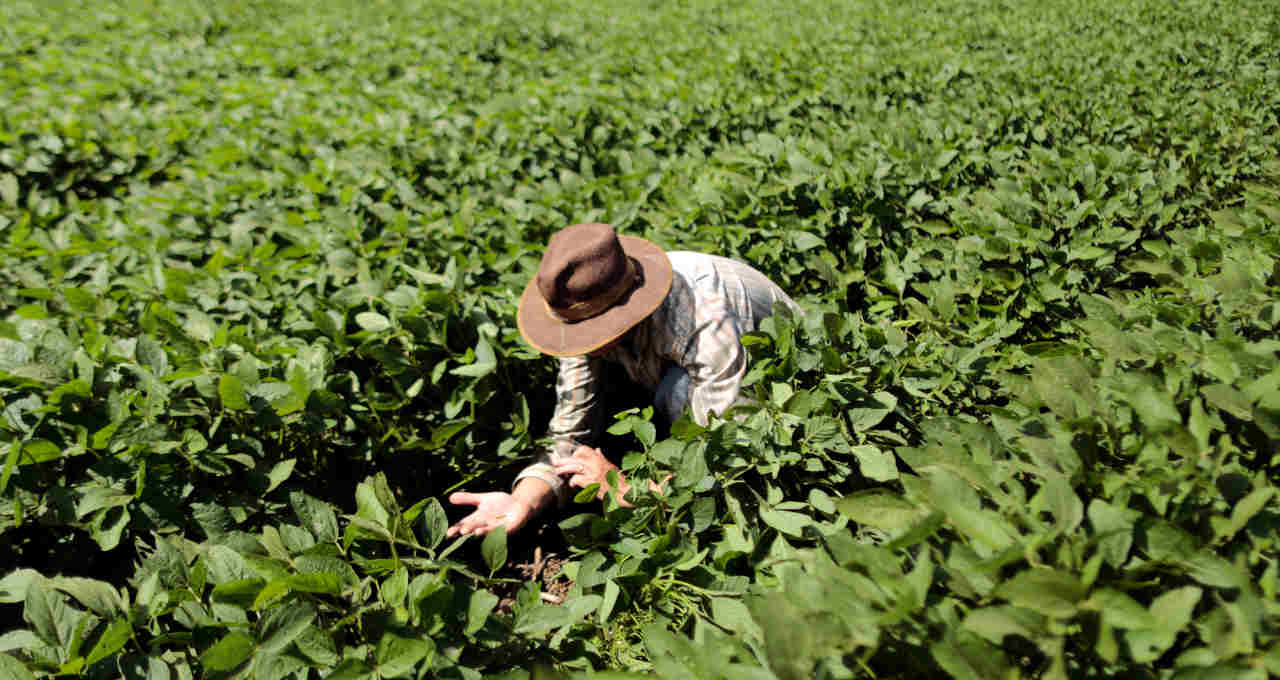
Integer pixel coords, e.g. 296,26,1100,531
517,223,672,357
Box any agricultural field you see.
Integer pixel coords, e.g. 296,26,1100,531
1,0,1279,677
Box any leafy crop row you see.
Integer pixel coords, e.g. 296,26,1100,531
1,0,1278,677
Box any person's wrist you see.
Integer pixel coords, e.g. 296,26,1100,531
512,479,551,514
514,495,537,514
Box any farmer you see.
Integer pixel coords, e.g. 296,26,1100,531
446,222,798,537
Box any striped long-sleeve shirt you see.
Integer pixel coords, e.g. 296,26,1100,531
514,251,799,498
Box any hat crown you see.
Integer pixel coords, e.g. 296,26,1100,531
536,223,632,311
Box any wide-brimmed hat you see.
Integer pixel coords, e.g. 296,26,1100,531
517,223,673,357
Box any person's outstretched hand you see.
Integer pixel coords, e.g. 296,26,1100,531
446,491,532,537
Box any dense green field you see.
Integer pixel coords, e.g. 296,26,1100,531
2,0,1279,677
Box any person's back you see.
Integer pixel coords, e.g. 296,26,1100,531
666,250,799,334
600,250,799,424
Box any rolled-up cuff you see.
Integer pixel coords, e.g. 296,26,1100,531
513,461,571,505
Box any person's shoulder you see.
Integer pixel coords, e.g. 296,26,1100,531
665,250,715,264
665,251,726,280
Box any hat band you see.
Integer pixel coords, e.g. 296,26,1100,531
545,257,639,323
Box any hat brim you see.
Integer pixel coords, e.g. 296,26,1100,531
517,235,672,357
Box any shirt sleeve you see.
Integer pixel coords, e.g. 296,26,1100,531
512,355,602,502
679,294,751,426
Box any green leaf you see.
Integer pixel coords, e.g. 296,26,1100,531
1129,587,1202,663
481,526,508,576
76,487,132,518
211,579,265,609
792,231,824,251
746,589,869,679
282,573,340,596
1086,588,1157,630
252,581,290,610
84,618,132,667
0,653,36,680
836,490,929,531
450,337,497,378
293,626,339,667
931,634,1014,680
427,419,470,450
205,545,252,585
381,568,409,608
848,392,896,432
199,632,255,672
600,580,621,625
1218,486,1275,541
419,497,448,551
355,478,392,528
1202,383,1253,421
371,472,401,520
709,597,759,639
218,374,250,410
760,508,814,538
1036,472,1083,535
927,471,1018,553
0,444,20,498
1144,521,1199,562
514,603,576,636
851,444,898,481
467,590,499,635
1177,552,1245,589
48,577,124,618
290,491,339,543
1088,499,1140,567
375,632,433,678
326,660,375,680
136,336,169,377
1169,665,1266,680
294,556,358,587
0,174,18,207
0,570,42,604
1128,385,1180,432
633,420,657,448
258,603,315,655
994,569,1086,618
254,653,308,680
906,188,934,213
264,459,296,494
24,580,77,649
355,312,391,332
0,630,43,654
962,606,1047,643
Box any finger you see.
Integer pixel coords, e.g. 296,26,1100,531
449,492,483,506
552,460,581,473
573,446,600,460
472,517,507,536
450,505,498,536
447,514,478,537
568,473,591,489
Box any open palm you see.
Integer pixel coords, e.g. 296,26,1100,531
446,491,532,537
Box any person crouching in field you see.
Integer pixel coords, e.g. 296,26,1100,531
447,222,798,537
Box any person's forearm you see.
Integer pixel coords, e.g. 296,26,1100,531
512,477,556,515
